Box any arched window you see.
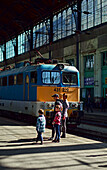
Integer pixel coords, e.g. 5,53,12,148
53,15,58,41
81,0,88,30
58,12,62,39
95,0,101,26
66,7,72,36
0,46,4,62
18,32,25,55
87,0,93,28
102,0,107,23
6,39,15,59
62,10,67,38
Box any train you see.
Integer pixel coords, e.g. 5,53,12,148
0,59,84,127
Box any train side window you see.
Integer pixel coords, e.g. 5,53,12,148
9,75,14,85
26,75,29,84
0,78,2,86
17,73,23,85
31,71,37,83
2,77,7,86
14,75,17,85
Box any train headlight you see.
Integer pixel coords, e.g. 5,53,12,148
71,102,78,108
47,104,51,108
52,104,54,107
75,103,78,108
47,103,54,109
69,103,72,108
72,103,76,108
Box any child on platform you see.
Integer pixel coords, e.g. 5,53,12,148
52,105,61,142
36,109,46,145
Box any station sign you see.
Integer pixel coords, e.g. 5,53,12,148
84,77,94,86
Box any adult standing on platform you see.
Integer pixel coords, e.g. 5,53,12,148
61,93,69,138
86,94,93,113
49,94,62,140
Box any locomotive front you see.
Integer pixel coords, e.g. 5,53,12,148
37,63,84,127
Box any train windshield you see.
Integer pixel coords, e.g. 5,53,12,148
62,72,78,85
42,71,60,84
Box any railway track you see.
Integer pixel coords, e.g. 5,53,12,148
81,113,107,127
67,111,107,142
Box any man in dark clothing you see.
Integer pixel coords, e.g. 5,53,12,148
86,94,93,112
61,93,69,138
49,94,62,140
100,97,106,112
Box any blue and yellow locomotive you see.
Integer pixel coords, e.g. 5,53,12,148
0,61,83,126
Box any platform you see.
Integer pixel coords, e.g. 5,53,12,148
0,116,107,170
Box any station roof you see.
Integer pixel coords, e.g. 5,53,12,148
0,0,76,45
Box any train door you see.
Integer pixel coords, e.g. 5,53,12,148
24,73,30,101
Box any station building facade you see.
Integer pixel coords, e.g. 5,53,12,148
42,23,107,104
0,0,107,104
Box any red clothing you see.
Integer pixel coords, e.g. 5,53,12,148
53,111,61,125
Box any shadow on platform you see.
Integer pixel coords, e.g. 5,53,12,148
0,141,106,157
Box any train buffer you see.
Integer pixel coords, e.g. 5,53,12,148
0,116,107,170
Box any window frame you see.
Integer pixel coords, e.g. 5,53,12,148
0,78,2,86
84,55,94,71
2,76,7,86
42,71,60,85
9,75,14,86
102,51,107,67
62,72,78,86
17,73,23,85
30,71,37,84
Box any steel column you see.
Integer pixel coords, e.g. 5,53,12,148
49,15,53,60
76,0,81,70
